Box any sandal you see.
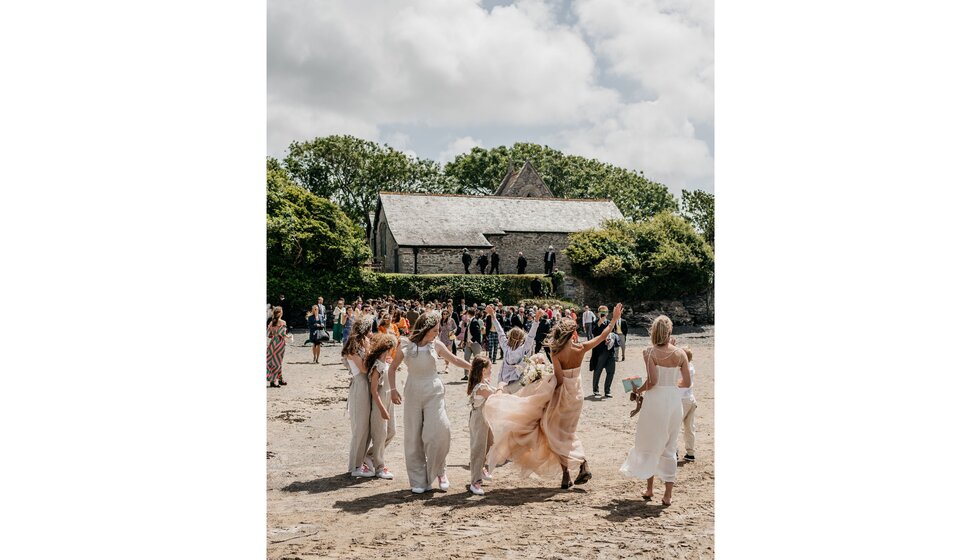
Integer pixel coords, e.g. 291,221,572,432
574,469,592,485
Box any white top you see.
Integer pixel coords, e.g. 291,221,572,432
582,310,596,325
681,362,696,401
491,315,539,384
370,361,389,387
469,382,492,409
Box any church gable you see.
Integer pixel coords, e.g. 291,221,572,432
493,160,554,198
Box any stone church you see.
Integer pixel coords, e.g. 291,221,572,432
370,160,623,274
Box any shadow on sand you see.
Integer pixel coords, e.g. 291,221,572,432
333,485,585,514
596,498,669,521
282,472,376,494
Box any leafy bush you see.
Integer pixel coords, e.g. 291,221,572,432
517,298,580,311
565,214,714,300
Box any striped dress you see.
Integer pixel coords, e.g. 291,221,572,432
266,321,287,383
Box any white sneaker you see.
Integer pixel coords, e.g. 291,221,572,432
411,486,430,494
377,466,394,479
482,467,493,481
352,464,375,478
469,483,485,496
593,392,602,398
437,474,450,491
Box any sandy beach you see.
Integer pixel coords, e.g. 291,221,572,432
267,329,714,559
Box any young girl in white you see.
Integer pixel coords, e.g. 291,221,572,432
342,317,375,478
466,356,500,495
679,346,697,462
365,333,398,479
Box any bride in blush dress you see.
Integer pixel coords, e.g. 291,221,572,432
620,314,692,506
484,303,624,489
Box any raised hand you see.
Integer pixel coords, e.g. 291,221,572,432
612,303,623,321
535,308,545,320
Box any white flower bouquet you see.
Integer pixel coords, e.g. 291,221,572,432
519,353,554,386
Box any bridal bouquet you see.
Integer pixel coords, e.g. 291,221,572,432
519,353,554,386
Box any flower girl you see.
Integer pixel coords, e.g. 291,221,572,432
466,356,499,495
365,333,398,479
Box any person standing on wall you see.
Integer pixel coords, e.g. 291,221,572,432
544,245,557,275
490,247,500,274
462,248,472,274
516,251,527,274
477,251,489,274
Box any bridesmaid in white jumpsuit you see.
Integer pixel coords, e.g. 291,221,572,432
388,312,474,493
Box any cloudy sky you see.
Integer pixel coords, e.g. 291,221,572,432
268,0,713,194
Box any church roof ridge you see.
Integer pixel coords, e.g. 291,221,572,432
378,191,614,203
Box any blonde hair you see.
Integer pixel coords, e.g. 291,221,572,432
546,318,578,355
650,315,673,346
682,345,693,361
271,306,283,324
506,327,527,350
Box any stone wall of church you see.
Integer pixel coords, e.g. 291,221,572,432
382,232,575,275
487,232,572,274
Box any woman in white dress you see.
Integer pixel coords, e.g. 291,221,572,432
388,311,474,493
619,315,692,505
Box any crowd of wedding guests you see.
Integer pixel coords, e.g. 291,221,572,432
266,293,697,505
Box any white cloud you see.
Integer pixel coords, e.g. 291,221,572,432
557,99,713,191
553,0,714,191
267,0,619,156
438,136,484,163
267,0,714,191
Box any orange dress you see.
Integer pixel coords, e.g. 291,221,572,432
483,367,586,476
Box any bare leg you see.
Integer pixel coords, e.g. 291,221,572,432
662,482,673,506
642,476,654,499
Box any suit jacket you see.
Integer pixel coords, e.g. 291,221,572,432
462,253,472,265
589,320,613,371
544,251,556,265
517,256,527,270
477,255,489,268
490,252,500,265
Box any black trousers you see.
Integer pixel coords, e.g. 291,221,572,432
464,263,470,274
517,266,526,274
592,353,616,394
490,262,499,274
545,262,554,274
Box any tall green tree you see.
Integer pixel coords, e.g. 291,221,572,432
680,189,714,246
444,142,678,219
267,160,371,318
283,135,455,239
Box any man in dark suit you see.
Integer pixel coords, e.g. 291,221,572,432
544,245,557,274
530,276,542,297
477,251,489,274
533,311,551,358
588,305,616,398
517,251,528,274
489,247,500,274
461,249,472,274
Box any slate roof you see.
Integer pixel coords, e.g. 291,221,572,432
377,192,623,247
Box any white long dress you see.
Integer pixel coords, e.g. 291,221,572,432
619,356,683,483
